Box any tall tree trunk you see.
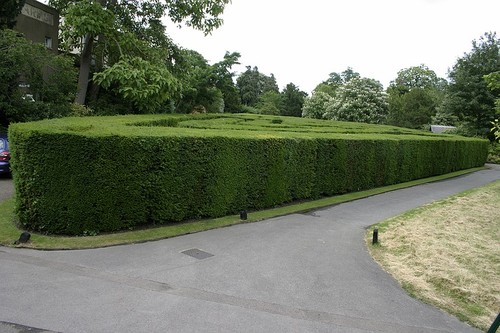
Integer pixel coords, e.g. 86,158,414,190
88,35,104,104
75,34,94,105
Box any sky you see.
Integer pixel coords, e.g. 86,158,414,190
163,0,500,94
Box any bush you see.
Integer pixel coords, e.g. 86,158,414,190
240,105,260,114
69,103,94,117
9,114,489,235
487,143,500,164
5,100,72,123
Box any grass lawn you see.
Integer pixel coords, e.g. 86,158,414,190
367,179,500,331
0,167,485,250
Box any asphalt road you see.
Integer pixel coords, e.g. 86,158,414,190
0,174,14,202
1,165,499,333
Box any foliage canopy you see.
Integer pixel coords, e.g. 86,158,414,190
444,32,500,135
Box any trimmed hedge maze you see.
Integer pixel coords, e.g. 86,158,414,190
9,114,488,235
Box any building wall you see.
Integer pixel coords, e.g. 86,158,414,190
14,0,59,53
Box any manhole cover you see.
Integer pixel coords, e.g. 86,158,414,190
181,248,214,260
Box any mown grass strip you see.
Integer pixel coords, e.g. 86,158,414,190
0,166,485,250
366,179,500,331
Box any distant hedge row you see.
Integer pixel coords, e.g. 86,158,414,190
9,114,488,235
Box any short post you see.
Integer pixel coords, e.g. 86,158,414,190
487,311,500,333
372,228,378,245
240,210,247,220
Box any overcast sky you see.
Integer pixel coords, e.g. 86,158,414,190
164,0,500,94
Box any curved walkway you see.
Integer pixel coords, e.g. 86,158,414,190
1,165,499,333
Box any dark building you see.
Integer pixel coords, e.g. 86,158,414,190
14,0,59,53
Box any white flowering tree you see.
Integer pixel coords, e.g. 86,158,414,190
323,77,388,124
301,91,332,119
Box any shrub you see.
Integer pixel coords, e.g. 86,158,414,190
5,100,72,123
9,114,488,235
69,103,94,117
487,143,500,164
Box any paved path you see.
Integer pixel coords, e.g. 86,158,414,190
1,165,499,333
0,175,14,202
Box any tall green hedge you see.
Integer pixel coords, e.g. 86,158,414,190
8,114,488,235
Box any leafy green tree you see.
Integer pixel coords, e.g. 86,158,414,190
484,71,500,113
52,0,231,109
236,66,261,106
389,64,444,94
210,51,241,113
313,83,336,97
431,107,458,126
173,49,240,114
0,0,25,29
301,91,332,119
313,67,360,97
444,32,500,135
484,71,500,139
324,77,388,124
236,66,279,106
492,119,500,140
171,49,211,113
387,65,446,128
262,73,279,94
280,83,307,117
256,91,283,115
94,56,178,113
387,88,437,128
338,67,361,83
0,29,77,125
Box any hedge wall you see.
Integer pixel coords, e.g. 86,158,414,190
8,114,488,235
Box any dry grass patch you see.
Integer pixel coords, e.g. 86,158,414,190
367,180,500,331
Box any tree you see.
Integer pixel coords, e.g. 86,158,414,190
492,119,500,140
94,56,178,113
171,49,209,113
52,0,231,108
236,66,261,106
484,71,500,139
431,108,458,126
280,83,307,117
387,88,437,128
387,65,446,129
444,32,500,135
236,66,279,106
256,91,282,115
262,73,279,94
210,51,241,113
389,64,444,94
313,67,360,97
324,77,388,124
173,49,240,114
484,71,500,113
0,0,25,29
301,91,332,119
313,83,336,97
0,29,77,125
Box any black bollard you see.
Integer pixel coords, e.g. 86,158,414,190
240,210,247,220
372,228,378,245
487,311,500,333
